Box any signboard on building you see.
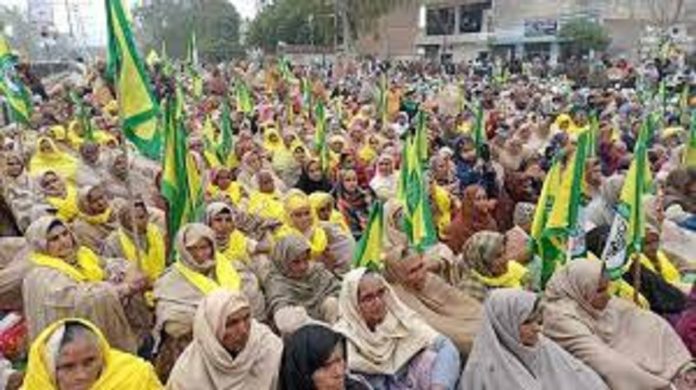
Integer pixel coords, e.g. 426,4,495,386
524,19,557,37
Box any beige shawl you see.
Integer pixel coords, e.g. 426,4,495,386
385,254,482,354
167,290,282,390
544,259,691,390
153,224,220,338
70,185,118,253
334,268,439,375
22,216,137,352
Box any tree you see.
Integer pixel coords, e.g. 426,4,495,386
559,18,611,55
246,0,335,52
0,6,76,61
135,0,243,63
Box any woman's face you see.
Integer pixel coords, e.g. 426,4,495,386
5,156,23,177
329,141,344,153
487,241,509,277
357,274,387,331
215,170,233,190
290,205,313,232
307,161,323,181
400,254,427,291
286,250,310,279
247,152,261,170
341,170,358,193
46,223,75,259
587,274,611,311
86,187,109,216
293,147,307,164
316,203,332,221
519,307,543,347
472,187,491,212
112,155,128,177
42,173,64,195
210,210,234,238
187,238,214,265
39,139,54,153
257,172,275,193
221,306,252,356
55,337,104,390
585,161,603,187
376,158,393,176
312,342,346,390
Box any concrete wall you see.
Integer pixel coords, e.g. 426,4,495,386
355,3,422,58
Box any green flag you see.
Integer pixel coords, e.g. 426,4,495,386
353,201,384,270
235,80,253,115
69,91,95,141
530,157,561,288
473,102,486,158
105,0,162,160
187,29,199,67
217,99,234,165
415,110,428,162
0,35,32,125
402,134,437,251
684,110,696,167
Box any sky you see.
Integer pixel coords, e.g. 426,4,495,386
3,0,258,47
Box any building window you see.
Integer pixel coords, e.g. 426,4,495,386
459,3,489,33
426,7,455,36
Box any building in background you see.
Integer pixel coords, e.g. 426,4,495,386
357,0,696,63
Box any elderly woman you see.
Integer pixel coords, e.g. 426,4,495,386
444,185,498,255
153,223,242,381
247,170,286,222
167,290,282,390
384,246,482,354
335,268,461,389
206,168,245,206
205,202,267,319
38,171,79,222
584,175,624,230
543,259,693,390
22,216,148,353
280,324,371,390
369,154,398,201
28,136,78,183
1,152,36,232
462,289,608,389
276,189,332,262
101,200,166,283
265,234,341,335
22,318,161,389
457,231,529,302
70,184,118,253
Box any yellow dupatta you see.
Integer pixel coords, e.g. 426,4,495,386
472,260,528,288
174,254,241,295
639,251,681,286
263,127,285,156
31,246,105,282
248,191,285,221
46,185,79,222
587,253,650,308
279,189,328,258
207,181,243,205
220,230,251,263
432,184,452,235
118,225,166,282
29,137,79,181
22,318,161,390
79,208,113,225
308,192,350,234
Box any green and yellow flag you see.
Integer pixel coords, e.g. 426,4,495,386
402,132,437,251
415,110,428,162
683,110,696,168
235,79,253,115
530,156,562,288
353,201,384,270
0,35,32,125
217,99,234,166
187,29,199,68
376,73,388,125
602,119,653,279
105,0,162,160
473,101,486,158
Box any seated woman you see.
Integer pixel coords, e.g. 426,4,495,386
333,169,371,240
384,246,482,354
247,170,286,223
543,259,693,390
275,189,332,262
280,324,371,390
153,223,241,381
444,185,497,255
265,234,341,335
28,136,78,183
1,152,35,232
22,318,161,389
369,154,397,201
457,231,529,302
38,171,79,222
167,290,282,390
462,289,608,389
335,268,461,390
22,216,148,353
295,158,333,195
309,191,350,234
70,184,118,253
205,202,267,319
206,168,245,206
101,200,166,284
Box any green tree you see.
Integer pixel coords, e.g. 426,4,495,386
559,18,611,55
135,0,243,63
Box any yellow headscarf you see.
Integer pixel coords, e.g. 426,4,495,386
46,183,80,222
32,246,105,282
263,127,285,155
276,189,328,258
207,181,243,206
117,224,166,282
432,184,452,236
29,137,78,181
472,260,528,288
248,191,285,221
308,192,350,234
22,318,161,390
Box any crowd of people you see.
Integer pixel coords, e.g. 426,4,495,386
0,48,695,390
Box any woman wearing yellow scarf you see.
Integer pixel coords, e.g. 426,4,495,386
308,192,351,234
71,184,118,253
263,126,285,157
247,170,286,222
29,137,78,183
23,216,148,353
275,189,329,261
205,168,245,206
102,201,166,284
22,318,162,390
38,171,79,222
